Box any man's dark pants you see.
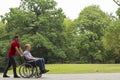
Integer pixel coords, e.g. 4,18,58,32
35,58,45,72
3,56,17,76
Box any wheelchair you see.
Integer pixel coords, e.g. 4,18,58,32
19,58,42,78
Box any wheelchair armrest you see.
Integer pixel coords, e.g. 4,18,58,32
26,59,37,63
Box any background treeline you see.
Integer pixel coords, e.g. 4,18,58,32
0,0,120,67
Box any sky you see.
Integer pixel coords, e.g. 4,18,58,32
0,0,119,20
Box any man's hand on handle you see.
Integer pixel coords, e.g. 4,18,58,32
20,54,23,57
15,47,24,57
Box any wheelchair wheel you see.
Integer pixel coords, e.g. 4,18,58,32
34,67,42,78
35,72,42,78
19,63,33,78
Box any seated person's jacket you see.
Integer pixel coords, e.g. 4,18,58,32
23,50,35,61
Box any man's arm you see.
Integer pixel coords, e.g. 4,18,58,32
15,47,23,56
19,47,23,55
25,56,36,61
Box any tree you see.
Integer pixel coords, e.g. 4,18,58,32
73,5,111,63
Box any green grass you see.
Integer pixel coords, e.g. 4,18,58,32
46,64,120,74
6,64,120,74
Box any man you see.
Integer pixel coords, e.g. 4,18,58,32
3,35,23,78
23,44,49,74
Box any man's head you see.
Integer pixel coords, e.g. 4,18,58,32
14,35,19,42
25,44,31,51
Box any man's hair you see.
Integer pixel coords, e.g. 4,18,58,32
25,44,30,49
14,35,19,39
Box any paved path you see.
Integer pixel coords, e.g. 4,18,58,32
0,73,120,80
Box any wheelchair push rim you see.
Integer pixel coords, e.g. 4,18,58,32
19,63,33,78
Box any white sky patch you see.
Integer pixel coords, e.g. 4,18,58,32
56,0,119,19
0,0,20,15
0,0,119,20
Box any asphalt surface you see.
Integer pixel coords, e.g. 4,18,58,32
0,73,120,80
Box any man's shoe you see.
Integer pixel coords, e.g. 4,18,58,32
14,76,20,78
3,75,10,78
42,69,49,74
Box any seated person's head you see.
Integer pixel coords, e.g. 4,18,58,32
25,44,31,51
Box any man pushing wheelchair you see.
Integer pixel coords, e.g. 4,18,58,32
3,35,49,78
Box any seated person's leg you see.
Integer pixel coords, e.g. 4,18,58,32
36,58,49,73
40,58,45,68
35,60,44,72
42,58,45,64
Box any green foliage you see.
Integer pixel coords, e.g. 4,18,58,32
73,5,111,63
103,8,120,62
75,5,110,37
103,20,120,49
0,22,9,67
116,8,120,18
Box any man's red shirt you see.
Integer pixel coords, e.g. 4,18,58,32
8,40,20,57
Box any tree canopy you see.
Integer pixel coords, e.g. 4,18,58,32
0,0,120,67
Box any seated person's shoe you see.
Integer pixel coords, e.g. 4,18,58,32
3,75,10,78
42,69,49,74
14,75,20,78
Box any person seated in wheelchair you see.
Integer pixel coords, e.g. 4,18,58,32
23,44,49,74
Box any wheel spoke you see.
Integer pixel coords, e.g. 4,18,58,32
19,63,33,78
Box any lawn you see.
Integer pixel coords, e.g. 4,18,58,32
46,64,120,74
6,64,120,74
